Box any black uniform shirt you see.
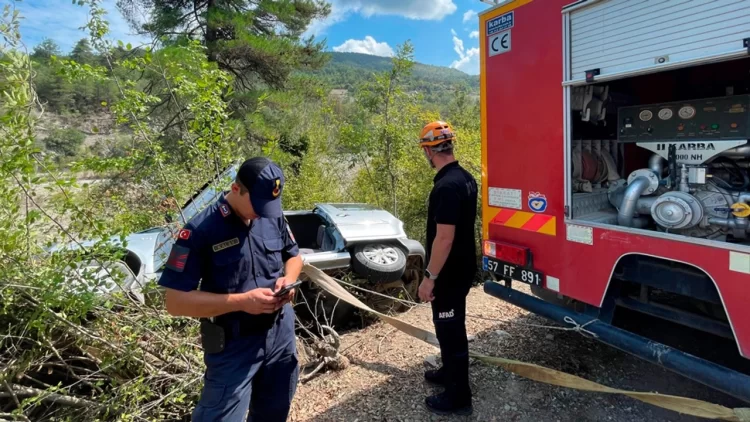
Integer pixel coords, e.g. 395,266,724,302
158,193,299,326
426,161,478,290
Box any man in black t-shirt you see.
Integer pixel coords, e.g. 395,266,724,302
417,121,478,416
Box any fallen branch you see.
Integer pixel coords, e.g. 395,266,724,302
299,360,326,384
0,413,31,422
0,384,101,409
377,328,396,354
2,381,20,409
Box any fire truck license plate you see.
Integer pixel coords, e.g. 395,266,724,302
483,256,543,286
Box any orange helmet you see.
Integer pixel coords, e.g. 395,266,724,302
419,121,456,148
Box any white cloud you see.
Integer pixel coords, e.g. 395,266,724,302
342,0,457,20
449,29,480,75
463,9,477,23
469,31,479,39
304,0,457,37
303,5,351,38
15,0,149,53
333,36,394,57
452,35,464,57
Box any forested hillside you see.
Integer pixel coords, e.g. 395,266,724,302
31,42,478,117
305,52,479,104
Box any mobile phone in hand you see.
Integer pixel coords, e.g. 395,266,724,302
273,280,304,297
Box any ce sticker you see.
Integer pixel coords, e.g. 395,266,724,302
489,30,511,57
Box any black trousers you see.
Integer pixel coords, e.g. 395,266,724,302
430,285,471,399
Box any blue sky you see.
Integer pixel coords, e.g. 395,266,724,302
15,0,485,75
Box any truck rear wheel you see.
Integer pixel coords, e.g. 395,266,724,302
351,243,406,283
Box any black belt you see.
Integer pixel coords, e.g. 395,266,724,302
210,309,282,340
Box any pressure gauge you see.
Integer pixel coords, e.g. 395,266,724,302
679,105,696,119
639,110,653,121
658,108,673,120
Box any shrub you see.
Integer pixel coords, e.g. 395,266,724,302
44,128,85,157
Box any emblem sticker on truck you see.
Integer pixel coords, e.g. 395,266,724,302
528,192,548,213
486,11,514,36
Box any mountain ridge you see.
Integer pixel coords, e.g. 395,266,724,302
307,51,479,93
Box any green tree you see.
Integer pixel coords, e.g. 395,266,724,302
31,38,61,60
117,0,331,92
341,41,424,217
70,38,96,64
0,4,248,418
44,128,85,156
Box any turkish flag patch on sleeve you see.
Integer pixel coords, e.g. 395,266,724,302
178,229,191,240
166,245,190,272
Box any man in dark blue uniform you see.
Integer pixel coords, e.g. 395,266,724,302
417,121,478,416
158,157,303,422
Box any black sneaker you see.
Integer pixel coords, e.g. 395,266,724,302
424,368,446,386
425,391,473,416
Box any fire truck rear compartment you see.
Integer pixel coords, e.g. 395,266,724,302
564,59,750,369
569,57,750,246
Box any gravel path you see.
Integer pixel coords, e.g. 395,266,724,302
289,284,744,422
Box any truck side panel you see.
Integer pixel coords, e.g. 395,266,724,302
480,0,750,358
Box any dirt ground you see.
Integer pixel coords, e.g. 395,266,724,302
288,284,745,422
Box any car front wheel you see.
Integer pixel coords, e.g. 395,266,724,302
351,243,407,283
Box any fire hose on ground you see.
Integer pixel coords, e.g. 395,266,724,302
301,264,750,422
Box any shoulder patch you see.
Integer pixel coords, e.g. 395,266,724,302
213,238,240,252
219,204,231,217
166,245,190,272
178,229,191,240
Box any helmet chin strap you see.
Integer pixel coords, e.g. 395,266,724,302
423,149,436,169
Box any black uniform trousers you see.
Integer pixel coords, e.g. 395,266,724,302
430,282,471,399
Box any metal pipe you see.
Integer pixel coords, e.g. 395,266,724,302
635,197,657,215
708,217,735,228
483,281,750,403
678,165,690,193
648,154,664,178
618,177,651,227
708,217,749,239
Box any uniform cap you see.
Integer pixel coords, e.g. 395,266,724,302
237,157,285,218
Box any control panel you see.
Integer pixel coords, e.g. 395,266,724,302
618,95,750,143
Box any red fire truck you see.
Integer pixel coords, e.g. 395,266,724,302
478,0,750,402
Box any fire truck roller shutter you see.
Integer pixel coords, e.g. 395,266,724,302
566,0,750,84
